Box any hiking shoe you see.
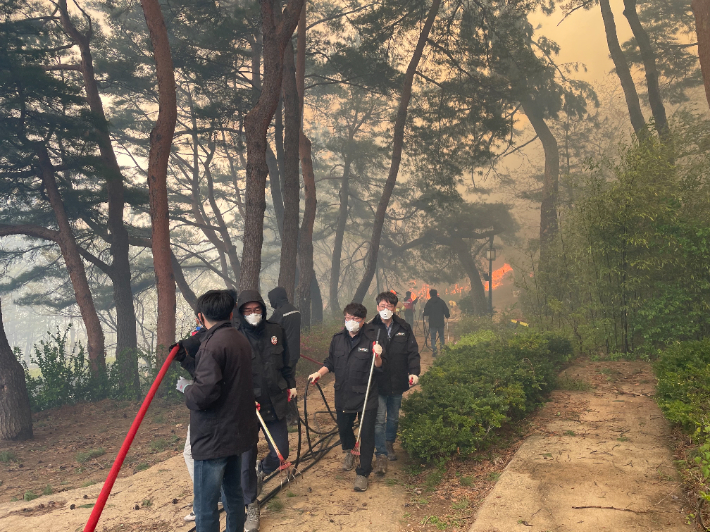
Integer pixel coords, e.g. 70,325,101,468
245,502,260,532
374,454,388,475
386,441,397,461
353,475,368,492
184,511,195,522
342,450,355,471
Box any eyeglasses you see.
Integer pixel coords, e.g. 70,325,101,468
242,308,261,316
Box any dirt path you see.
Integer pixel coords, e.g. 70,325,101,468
469,359,693,532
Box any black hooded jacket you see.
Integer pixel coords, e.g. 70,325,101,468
235,290,296,422
267,287,301,367
423,295,450,328
183,321,259,461
371,313,420,395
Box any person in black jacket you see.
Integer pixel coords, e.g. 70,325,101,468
267,286,301,425
173,290,258,532
235,290,296,532
308,302,384,492
422,288,450,357
370,291,420,475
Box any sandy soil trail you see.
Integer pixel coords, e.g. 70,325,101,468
469,359,692,532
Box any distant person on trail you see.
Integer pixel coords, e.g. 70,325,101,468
308,302,384,492
402,291,418,327
423,289,450,357
370,291,420,475
235,289,296,532
267,286,301,427
172,289,258,532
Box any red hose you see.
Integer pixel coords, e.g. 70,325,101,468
300,353,324,366
84,345,180,532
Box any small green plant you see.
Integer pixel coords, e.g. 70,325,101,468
135,462,149,472
488,472,501,482
421,515,448,530
459,475,474,487
267,497,284,512
425,469,444,490
76,448,105,463
42,485,53,496
286,490,296,497
452,499,469,510
150,438,168,453
385,478,399,486
82,480,98,488
78,503,95,509
151,414,165,424
617,436,629,442
141,498,152,507
563,430,576,437
23,490,37,502
557,377,592,392
0,451,17,462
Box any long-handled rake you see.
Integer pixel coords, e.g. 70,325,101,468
255,407,292,471
352,328,381,456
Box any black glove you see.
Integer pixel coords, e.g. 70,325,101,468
171,329,205,363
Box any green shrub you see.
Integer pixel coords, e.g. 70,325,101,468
399,330,572,463
76,448,106,463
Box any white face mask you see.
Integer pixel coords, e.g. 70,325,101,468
379,309,393,321
345,319,361,333
245,313,262,326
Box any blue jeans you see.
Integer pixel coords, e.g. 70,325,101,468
241,416,289,505
375,394,403,457
193,454,244,532
430,325,445,355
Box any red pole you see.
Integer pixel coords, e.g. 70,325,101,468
84,345,180,532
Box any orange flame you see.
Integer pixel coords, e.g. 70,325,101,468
403,264,513,300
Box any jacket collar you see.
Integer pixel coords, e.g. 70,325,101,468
202,320,232,341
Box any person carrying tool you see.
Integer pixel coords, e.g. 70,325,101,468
422,288,450,357
172,289,258,532
267,286,301,427
402,291,418,327
370,291,420,474
308,302,384,492
235,290,296,532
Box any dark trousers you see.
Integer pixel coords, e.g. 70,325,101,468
336,408,377,477
240,416,289,505
430,324,445,355
404,310,414,327
193,454,243,532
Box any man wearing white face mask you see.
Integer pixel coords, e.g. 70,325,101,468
235,290,295,532
371,291,420,475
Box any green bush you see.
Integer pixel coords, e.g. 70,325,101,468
654,339,710,432
400,330,572,463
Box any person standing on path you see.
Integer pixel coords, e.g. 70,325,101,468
370,291,420,475
402,291,418,327
308,302,384,492
423,289,450,357
267,286,301,427
174,289,258,532
235,290,296,532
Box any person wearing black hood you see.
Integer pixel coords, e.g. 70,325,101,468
235,290,296,532
423,288,450,357
267,287,301,425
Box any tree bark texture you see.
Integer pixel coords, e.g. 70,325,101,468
329,157,351,315
267,146,285,238
622,0,668,136
310,271,323,324
454,241,488,315
58,0,140,395
599,0,647,137
693,0,710,110
37,148,106,376
240,0,306,291
278,41,301,302
140,0,178,361
352,0,441,303
520,97,559,257
0,299,33,441
296,132,317,327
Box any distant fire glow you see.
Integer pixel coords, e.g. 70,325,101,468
406,264,513,299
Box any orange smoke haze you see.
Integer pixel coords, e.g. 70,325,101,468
404,264,513,300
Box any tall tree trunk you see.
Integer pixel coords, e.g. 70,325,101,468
241,0,305,291
352,0,441,303
140,0,178,361
599,0,648,137
267,146,285,238
310,270,323,324
453,241,487,315
37,148,106,376
0,299,33,441
296,133,317,327
278,42,301,301
520,97,559,259
622,0,668,136
329,157,351,315
693,0,710,110
58,0,139,395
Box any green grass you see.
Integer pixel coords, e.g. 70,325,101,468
563,430,577,437
0,451,17,463
150,438,169,453
425,469,444,490
618,436,629,442
78,503,95,509
488,472,501,482
142,498,152,507
267,497,284,512
459,475,474,487
23,490,37,502
385,478,399,486
557,377,593,391
286,490,297,497
452,499,469,510
42,485,53,496
81,480,98,488
135,462,150,472
76,448,105,463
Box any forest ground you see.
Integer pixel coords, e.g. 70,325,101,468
0,343,697,531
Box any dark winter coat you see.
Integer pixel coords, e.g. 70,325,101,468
371,314,420,396
183,321,259,461
235,290,296,423
268,287,301,368
323,323,384,413
423,295,450,328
